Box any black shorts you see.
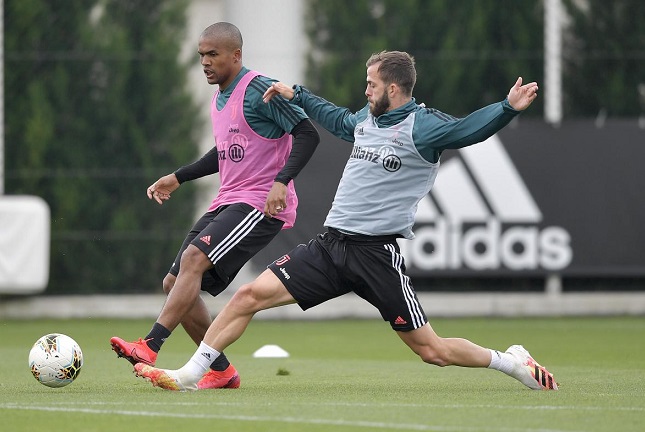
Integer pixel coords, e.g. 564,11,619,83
268,228,428,331
170,203,284,296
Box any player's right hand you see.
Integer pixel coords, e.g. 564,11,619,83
263,82,294,103
147,174,180,205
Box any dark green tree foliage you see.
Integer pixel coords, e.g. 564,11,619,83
5,0,202,293
305,0,544,117
562,0,645,117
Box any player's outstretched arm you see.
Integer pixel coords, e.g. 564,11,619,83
506,77,539,111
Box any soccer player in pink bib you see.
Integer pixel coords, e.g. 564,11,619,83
110,22,319,389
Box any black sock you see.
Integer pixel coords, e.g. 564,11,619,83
144,322,171,353
210,352,231,371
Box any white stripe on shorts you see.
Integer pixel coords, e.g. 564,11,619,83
385,243,426,329
207,208,265,265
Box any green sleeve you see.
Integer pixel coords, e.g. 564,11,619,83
244,76,309,138
413,99,520,162
291,85,366,142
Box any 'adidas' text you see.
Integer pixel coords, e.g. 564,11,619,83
403,135,572,272
404,218,572,271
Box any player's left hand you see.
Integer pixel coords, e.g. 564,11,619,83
264,182,288,218
507,77,539,111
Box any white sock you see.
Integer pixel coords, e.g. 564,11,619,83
487,349,516,375
179,342,221,381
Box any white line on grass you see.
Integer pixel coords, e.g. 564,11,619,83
42,400,645,413
0,403,585,432
323,402,645,413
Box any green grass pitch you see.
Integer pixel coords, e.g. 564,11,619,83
1,317,644,432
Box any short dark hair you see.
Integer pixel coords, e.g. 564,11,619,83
201,22,243,50
366,51,416,96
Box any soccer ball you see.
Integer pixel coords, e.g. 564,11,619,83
28,333,83,388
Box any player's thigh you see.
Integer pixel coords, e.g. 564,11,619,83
193,203,283,295
396,323,442,355
240,269,298,310
268,235,349,309
168,211,216,277
350,242,428,331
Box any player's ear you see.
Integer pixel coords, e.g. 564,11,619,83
233,48,242,63
388,82,398,97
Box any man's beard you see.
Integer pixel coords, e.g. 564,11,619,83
369,92,390,117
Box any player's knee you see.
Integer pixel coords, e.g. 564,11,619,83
179,245,211,272
233,280,280,314
417,344,450,367
419,352,449,367
180,245,202,264
230,283,264,312
162,274,176,295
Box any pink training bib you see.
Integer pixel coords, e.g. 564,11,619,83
208,71,297,229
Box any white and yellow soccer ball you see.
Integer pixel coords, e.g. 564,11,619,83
28,333,83,388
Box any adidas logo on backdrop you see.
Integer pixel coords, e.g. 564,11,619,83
401,136,572,272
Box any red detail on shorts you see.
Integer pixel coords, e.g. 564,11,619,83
275,255,290,266
394,316,408,325
200,235,211,246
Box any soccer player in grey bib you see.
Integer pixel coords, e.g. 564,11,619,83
134,50,558,392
